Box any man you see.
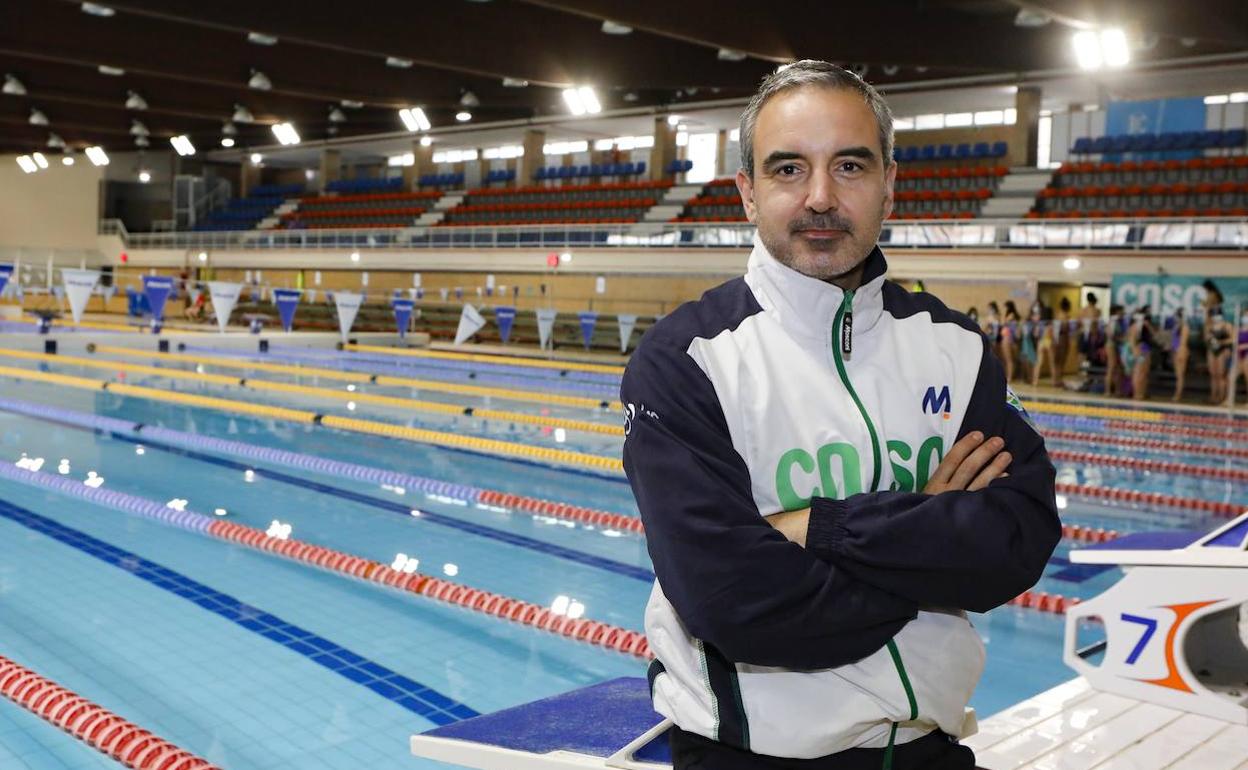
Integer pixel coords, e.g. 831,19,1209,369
621,61,1059,769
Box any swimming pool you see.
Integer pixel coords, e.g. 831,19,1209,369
0,342,1243,768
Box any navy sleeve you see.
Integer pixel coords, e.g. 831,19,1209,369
622,335,918,669
806,333,1060,613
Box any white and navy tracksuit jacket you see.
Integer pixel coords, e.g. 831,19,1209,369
621,235,1059,759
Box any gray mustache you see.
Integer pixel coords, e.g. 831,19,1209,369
789,215,853,233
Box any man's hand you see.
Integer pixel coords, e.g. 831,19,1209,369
923,431,1011,494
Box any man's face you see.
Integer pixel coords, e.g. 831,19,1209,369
736,86,895,284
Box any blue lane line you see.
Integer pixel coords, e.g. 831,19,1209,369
0,498,479,725
116,430,653,583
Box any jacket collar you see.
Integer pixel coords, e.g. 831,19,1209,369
744,232,888,343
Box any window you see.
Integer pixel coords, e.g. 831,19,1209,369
593,139,614,151
915,114,944,130
685,133,717,184
945,112,973,127
728,128,740,142
1037,114,1058,170
974,110,1004,126
893,117,915,131
1004,108,1017,124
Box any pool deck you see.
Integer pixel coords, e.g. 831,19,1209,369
967,677,1248,769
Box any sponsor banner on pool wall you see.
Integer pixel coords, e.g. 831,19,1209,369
273,288,301,332
141,275,174,322
453,303,486,345
207,281,243,333
392,299,413,338
1111,274,1248,323
334,292,364,342
536,308,558,350
61,268,100,325
494,306,516,344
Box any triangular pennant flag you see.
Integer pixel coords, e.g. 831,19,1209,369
0,264,12,297
61,268,100,325
334,291,363,342
440,287,449,302
305,288,317,304
577,311,598,350
536,308,558,350
141,275,174,321
617,313,638,353
207,281,242,333
494,306,517,344
454,303,486,345
103,283,118,302
392,298,414,338
273,288,301,332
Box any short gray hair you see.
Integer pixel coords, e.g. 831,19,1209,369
739,60,894,178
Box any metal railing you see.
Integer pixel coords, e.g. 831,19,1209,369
98,216,1248,252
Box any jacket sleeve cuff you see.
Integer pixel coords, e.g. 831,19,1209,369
807,497,850,560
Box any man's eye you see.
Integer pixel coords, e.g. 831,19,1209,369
778,164,799,175
840,162,863,172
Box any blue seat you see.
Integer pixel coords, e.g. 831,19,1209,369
1070,137,1093,155
892,148,902,163
590,164,602,176
635,161,646,176
936,144,953,160
1175,131,1199,150
1125,135,1154,153
618,162,632,175
1220,128,1246,148
990,141,1007,158
1089,136,1112,154
578,165,590,177
1154,133,1178,151
535,167,548,181
1197,130,1222,149
903,146,922,162
919,145,936,161
1109,135,1132,153
682,159,693,172
954,143,971,160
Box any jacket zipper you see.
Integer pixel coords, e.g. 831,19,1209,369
831,289,919,762
831,289,880,491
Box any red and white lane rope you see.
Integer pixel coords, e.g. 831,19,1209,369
0,654,220,770
1056,481,1244,518
206,520,652,660
1102,419,1248,444
1043,427,1248,460
1049,448,1248,483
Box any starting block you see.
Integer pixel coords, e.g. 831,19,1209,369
1063,511,1248,724
410,677,671,769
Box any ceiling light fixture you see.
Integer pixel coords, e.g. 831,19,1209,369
247,31,278,46
16,156,37,173
85,146,109,166
124,90,147,110
97,64,125,77
328,107,346,123
170,135,196,156
501,77,529,88
398,107,431,132
32,152,49,169
232,104,254,123
247,70,272,91
46,133,65,149
134,136,149,147
385,56,413,69
459,90,479,107
29,108,49,126
221,121,238,136
455,111,472,122
129,120,149,137
716,48,747,62
250,152,263,165
340,99,365,109
81,3,115,17
419,136,433,147
601,20,632,35
62,155,75,166
562,86,601,116
1013,8,1052,27
138,170,151,183
271,122,300,145
220,137,235,148
2,74,26,95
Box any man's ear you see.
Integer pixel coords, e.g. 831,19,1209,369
736,168,757,223
881,160,897,221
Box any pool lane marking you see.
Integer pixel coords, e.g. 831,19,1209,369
95,344,623,412
0,498,478,725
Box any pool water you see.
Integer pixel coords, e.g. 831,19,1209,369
0,344,1243,768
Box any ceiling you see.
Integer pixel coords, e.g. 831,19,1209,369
1,0,1245,157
